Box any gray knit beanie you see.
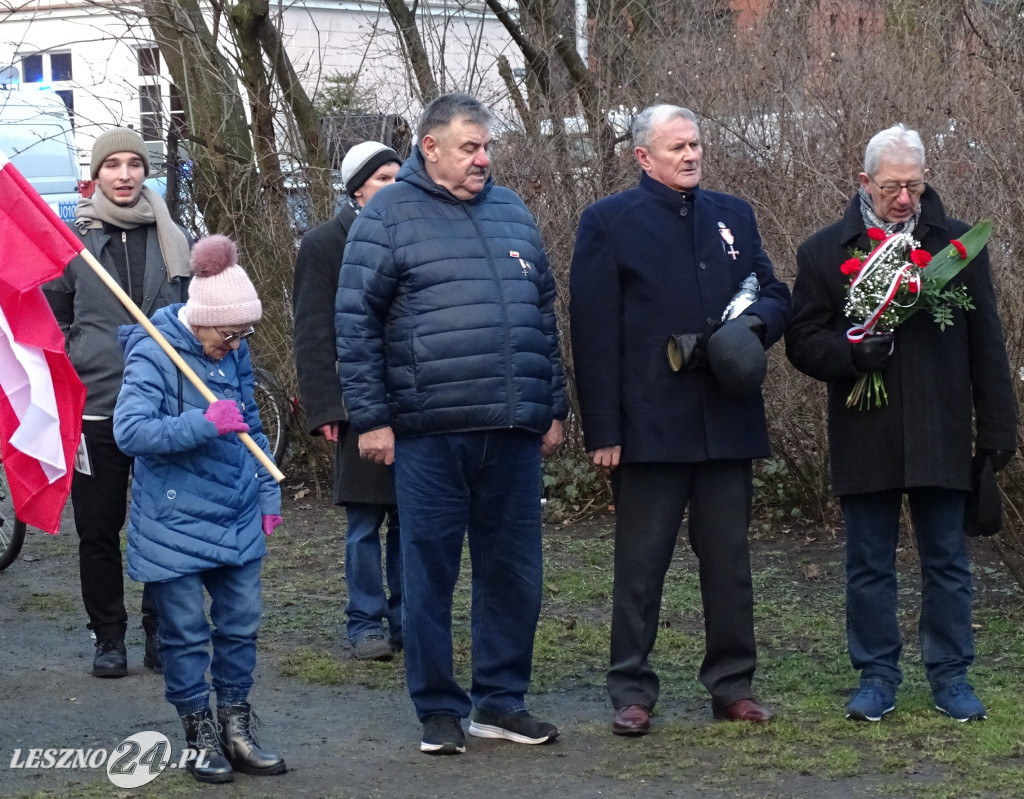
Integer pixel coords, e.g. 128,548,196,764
90,128,151,179
341,141,401,195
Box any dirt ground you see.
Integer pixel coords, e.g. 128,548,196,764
0,491,1010,799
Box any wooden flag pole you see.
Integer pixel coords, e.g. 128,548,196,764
78,248,285,483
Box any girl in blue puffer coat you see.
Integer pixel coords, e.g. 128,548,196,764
113,235,285,784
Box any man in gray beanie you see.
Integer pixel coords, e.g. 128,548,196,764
293,140,402,662
44,126,192,678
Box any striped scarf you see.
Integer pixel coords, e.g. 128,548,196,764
858,185,919,239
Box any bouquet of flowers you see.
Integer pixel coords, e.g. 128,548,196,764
842,220,992,409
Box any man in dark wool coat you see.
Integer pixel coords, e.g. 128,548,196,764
786,124,1017,723
569,104,791,736
292,141,403,661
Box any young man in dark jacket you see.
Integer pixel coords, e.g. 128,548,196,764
44,127,191,677
787,124,1016,723
336,93,567,755
570,104,791,735
292,141,403,661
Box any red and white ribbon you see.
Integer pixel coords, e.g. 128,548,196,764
846,232,919,343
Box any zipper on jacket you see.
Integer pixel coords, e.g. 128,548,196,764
121,231,132,302
466,205,517,428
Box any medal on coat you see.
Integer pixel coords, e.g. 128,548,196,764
718,222,739,260
511,251,532,276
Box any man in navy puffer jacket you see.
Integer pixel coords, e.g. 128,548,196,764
336,93,567,755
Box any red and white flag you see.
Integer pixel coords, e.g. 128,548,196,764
0,149,86,534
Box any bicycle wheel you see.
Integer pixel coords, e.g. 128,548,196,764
252,366,291,466
0,461,27,572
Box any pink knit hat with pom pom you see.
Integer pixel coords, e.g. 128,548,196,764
185,235,262,327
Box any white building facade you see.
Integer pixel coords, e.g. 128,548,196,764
0,0,518,177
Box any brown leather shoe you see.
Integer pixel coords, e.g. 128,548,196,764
612,704,651,736
712,698,775,724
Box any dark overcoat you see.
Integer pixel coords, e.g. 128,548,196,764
293,205,395,506
569,172,792,462
785,188,1017,496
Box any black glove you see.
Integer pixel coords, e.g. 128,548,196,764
667,319,723,372
850,332,894,373
667,333,707,371
736,314,766,342
975,448,1016,474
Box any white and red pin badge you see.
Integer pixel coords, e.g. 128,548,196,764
511,250,531,276
718,222,739,260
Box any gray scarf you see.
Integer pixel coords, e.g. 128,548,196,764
858,185,919,239
74,186,191,280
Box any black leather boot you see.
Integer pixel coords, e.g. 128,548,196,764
180,709,233,784
92,639,128,678
143,631,162,673
142,612,161,673
217,703,286,775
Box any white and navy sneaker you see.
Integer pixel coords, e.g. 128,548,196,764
933,682,987,722
845,684,896,722
468,709,558,744
420,714,466,754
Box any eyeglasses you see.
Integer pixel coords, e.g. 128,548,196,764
870,176,925,199
216,326,256,345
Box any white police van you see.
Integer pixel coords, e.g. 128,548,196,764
0,87,81,222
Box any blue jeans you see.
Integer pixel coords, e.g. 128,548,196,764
148,558,263,716
344,503,402,644
841,488,973,691
394,430,543,721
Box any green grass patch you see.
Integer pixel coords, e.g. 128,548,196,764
19,592,77,618
278,646,405,690
257,512,1024,797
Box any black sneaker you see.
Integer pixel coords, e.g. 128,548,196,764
468,709,559,744
420,714,466,755
93,639,128,678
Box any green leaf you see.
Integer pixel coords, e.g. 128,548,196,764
902,219,991,324
923,219,992,289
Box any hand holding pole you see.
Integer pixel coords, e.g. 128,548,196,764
77,248,285,482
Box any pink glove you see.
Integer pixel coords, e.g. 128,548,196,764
262,514,283,536
204,400,249,435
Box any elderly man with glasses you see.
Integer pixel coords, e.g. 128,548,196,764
786,124,1017,723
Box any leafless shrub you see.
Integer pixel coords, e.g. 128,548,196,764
134,1,1024,552
488,2,1024,548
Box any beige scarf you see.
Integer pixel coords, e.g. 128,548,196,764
74,186,192,280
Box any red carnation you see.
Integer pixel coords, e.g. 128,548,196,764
840,257,862,276
951,239,968,259
907,279,919,294
909,249,932,267
867,227,886,241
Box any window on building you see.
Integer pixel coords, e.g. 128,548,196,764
15,51,76,124
136,44,185,158
139,84,163,142
50,52,73,82
138,47,160,77
169,84,187,137
21,53,43,82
